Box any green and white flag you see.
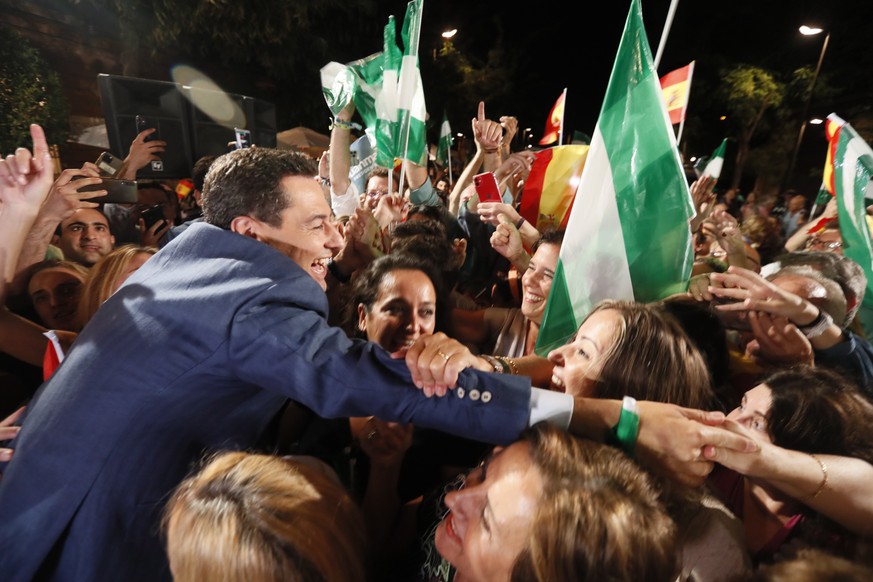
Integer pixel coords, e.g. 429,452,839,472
397,0,427,166
375,15,402,168
536,0,695,356
826,112,873,336
437,111,452,167
320,51,384,131
374,0,427,168
702,138,727,179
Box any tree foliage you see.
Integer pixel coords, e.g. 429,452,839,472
0,27,69,155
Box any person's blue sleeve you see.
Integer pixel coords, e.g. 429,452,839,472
815,331,873,398
410,178,439,206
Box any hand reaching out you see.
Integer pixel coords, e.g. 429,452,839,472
689,175,717,231
745,311,814,365
499,115,518,149
356,416,414,469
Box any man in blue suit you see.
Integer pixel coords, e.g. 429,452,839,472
0,145,753,581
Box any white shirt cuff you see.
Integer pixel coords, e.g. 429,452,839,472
529,387,574,430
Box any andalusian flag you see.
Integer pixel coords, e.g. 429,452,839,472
437,111,452,167
702,138,728,179
320,51,384,131
375,15,402,168
518,145,589,233
536,0,695,356
824,113,873,336
539,88,567,146
375,0,427,168
660,61,694,125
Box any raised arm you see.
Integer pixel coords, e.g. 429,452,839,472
706,419,873,536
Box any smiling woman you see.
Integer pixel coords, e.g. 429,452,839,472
425,423,678,581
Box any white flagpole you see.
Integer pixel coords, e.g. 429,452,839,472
558,87,567,145
448,138,453,185
654,0,680,70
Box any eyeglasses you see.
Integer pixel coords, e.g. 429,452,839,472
805,236,843,251
366,189,390,198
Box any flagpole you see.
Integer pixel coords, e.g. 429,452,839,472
448,140,453,185
653,0,680,70
558,87,567,145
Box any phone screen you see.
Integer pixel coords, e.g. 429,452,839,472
473,172,502,203
235,128,252,149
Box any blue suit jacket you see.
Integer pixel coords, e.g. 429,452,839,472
0,223,531,581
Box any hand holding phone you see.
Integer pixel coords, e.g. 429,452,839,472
136,115,158,142
95,152,123,177
75,177,138,204
140,204,166,231
473,172,502,203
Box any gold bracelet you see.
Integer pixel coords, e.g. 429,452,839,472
495,355,519,375
806,454,828,500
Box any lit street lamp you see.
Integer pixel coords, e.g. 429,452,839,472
784,25,830,191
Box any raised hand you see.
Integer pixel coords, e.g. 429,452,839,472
0,124,55,213
709,266,817,324
745,311,814,365
403,332,493,397
471,101,503,153
122,129,167,176
489,214,525,263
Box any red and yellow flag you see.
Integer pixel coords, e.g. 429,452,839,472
660,62,694,125
539,89,567,146
518,144,589,232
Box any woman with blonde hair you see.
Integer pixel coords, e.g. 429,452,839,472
77,244,156,325
163,451,367,582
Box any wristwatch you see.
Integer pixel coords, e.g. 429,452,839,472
797,309,834,339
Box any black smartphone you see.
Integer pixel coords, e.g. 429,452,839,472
234,128,252,149
140,204,166,230
95,152,123,177
77,178,138,204
136,115,158,142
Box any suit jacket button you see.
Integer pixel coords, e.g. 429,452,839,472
469,389,480,401
481,391,492,403
457,387,465,398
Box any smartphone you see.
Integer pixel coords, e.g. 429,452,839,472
473,171,502,203
234,128,252,149
76,178,138,204
140,204,166,230
136,115,158,142
95,152,123,177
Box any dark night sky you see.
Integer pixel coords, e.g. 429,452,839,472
365,0,871,163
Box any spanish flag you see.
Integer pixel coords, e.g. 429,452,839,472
538,89,567,146
518,144,589,233
660,62,694,125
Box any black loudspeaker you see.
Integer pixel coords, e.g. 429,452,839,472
246,97,278,149
97,74,194,179
183,86,249,160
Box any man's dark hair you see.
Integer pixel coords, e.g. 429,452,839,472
192,155,218,192
202,148,317,230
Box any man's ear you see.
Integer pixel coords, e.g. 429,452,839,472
230,216,261,239
357,303,368,333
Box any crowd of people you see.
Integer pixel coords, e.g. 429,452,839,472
1,87,873,582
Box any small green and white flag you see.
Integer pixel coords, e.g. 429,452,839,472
702,138,727,179
437,111,452,167
536,0,695,356
320,51,384,131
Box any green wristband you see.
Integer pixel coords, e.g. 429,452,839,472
611,396,640,457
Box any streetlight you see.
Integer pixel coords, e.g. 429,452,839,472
441,29,457,39
434,29,457,61
784,25,830,191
